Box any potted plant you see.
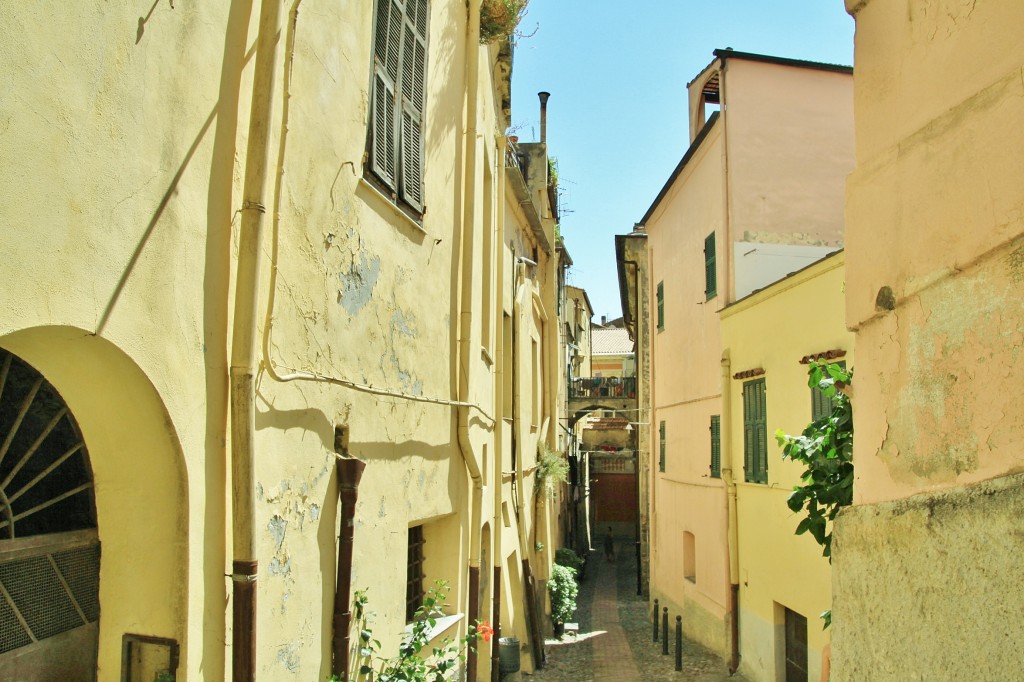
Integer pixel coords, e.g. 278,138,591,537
555,547,586,582
547,563,578,638
479,0,529,44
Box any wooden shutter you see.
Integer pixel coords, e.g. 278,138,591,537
710,415,721,478
656,281,664,331
399,0,427,210
659,420,666,472
369,0,403,190
704,232,717,299
743,379,767,483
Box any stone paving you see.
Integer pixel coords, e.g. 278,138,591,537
522,539,748,682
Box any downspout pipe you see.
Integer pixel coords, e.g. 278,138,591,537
458,1,484,678
332,455,366,679
491,135,508,682
721,349,740,673
228,0,283,679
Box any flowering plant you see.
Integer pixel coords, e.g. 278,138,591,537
331,580,490,682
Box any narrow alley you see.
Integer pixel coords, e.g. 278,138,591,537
523,538,747,682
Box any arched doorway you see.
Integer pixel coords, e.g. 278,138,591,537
0,348,99,679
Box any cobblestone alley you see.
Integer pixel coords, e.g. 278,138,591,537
520,538,748,682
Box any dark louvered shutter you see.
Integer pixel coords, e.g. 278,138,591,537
659,420,666,473
710,415,721,478
370,0,403,190
704,232,717,299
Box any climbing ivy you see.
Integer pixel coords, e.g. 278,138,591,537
775,361,853,561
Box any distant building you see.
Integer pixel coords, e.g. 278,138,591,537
619,49,853,659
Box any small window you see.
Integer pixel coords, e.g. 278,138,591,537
656,281,664,331
704,232,717,300
710,415,721,478
683,531,696,583
406,525,426,622
811,360,846,421
659,420,666,473
742,379,768,484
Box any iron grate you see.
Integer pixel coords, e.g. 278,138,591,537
0,586,32,654
0,555,83,643
53,544,100,622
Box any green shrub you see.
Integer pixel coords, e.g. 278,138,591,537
554,548,583,576
547,563,578,625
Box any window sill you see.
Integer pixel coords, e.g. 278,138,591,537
481,347,494,367
357,177,426,236
405,612,465,643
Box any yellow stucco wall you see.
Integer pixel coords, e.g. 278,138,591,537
0,1,562,679
721,252,850,682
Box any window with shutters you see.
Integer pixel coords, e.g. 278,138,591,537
811,360,846,421
658,420,666,472
704,232,717,300
656,281,664,332
367,0,429,216
742,379,768,483
710,415,721,478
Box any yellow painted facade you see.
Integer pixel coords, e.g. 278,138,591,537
720,252,851,682
0,1,570,679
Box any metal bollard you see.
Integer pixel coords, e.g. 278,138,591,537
675,615,683,671
662,607,669,655
653,599,659,642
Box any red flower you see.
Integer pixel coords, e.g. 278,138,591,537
477,621,494,642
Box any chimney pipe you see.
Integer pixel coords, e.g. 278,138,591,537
538,91,550,144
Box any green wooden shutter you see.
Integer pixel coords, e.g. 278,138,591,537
742,379,767,483
659,420,666,472
399,0,427,211
656,281,664,331
704,232,717,299
710,415,721,478
811,360,846,421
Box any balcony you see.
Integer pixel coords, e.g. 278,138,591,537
570,377,636,400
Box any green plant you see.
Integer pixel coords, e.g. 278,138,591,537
547,156,558,187
479,0,529,44
775,360,853,629
535,443,568,498
331,580,490,682
554,547,584,576
547,563,578,627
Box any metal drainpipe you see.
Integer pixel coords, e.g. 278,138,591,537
332,453,366,679
228,0,283,678
490,139,507,682
721,349,740,672
458,1,484,678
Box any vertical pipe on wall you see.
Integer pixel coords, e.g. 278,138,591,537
228,0,283,678
721,349,740,673
332,453,365,679
458,1,484,679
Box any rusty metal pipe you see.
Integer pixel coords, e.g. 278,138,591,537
491,564,501,682
332,455,365,678
538,91,550,145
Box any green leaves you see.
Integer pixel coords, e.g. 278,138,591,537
777,361,854,563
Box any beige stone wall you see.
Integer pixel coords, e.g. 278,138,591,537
838,0,1024,679
832,473,1024,679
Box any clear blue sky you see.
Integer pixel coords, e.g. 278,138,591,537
510,1,854,322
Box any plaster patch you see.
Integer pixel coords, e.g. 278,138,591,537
268,555,292,577
391,308,417,337
338,252,381,315
276,642,301,673
309,502,321,521
268,515,288,552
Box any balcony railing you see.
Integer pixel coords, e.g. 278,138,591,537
570,376,637,400
505,137,529,180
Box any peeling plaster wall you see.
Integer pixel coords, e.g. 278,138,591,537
0,0,554,679
839,0,1024,679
